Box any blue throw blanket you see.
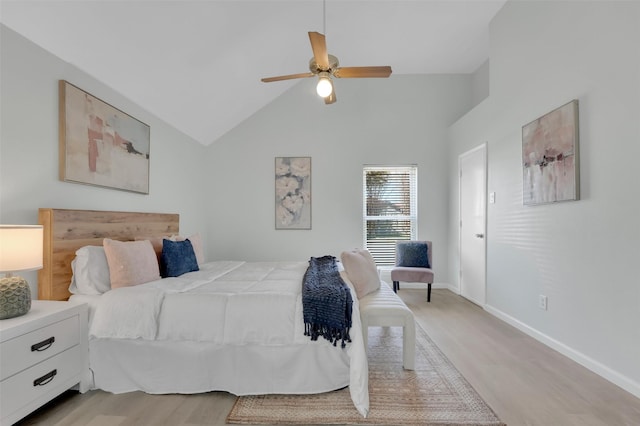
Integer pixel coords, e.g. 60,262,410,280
302,255,353,348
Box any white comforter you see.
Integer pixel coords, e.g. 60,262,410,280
88,261,369,417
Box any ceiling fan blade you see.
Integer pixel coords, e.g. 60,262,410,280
324,91,337,105
261,72,315,83
309,32,330,69
333,66,392,78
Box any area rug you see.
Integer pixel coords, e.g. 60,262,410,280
227,324,505,425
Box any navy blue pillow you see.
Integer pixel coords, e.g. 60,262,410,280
161,239,199,277
397,242,430,268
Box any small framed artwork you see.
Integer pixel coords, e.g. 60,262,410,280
522,99,579,206
275,157,311,229
59,80,151,194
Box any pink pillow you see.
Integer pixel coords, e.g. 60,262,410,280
340,249,380,299
134,236,162,257
103,238,161,289
134,235,172,263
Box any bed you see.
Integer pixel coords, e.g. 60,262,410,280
37,208,369,417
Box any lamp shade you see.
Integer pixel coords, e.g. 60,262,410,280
0,225,44,273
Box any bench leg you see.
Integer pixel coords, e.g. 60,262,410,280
403,320,416,370
393,281,399,293
427,283,431,302
361,318,369,354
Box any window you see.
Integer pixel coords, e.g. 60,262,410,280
363,166,417,265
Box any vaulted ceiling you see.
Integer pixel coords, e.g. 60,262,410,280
0,0,506,145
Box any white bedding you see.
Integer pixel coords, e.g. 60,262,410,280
74,261,369,417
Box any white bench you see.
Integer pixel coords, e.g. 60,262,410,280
358,281,415,370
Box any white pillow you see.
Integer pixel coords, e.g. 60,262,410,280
69,245,111,295
174,233,205,266
188,233,205,266
340,249,381,299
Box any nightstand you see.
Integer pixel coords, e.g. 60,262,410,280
0,300,89,425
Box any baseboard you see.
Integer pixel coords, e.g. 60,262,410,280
375,281,640,398
484,304,640,399
445,283,459,293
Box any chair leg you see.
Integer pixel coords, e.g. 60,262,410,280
393,281,399,293
427,283,432,302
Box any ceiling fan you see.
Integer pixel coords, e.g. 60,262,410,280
261,31,392,104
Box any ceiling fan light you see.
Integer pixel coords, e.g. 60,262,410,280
316,75,333,97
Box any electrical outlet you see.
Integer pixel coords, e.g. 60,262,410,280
489,192,496,204
539,295,548,311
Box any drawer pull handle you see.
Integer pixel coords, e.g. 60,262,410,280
33,369,57,387
31,336,55,352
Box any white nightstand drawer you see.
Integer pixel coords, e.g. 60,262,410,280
0,315,79,381
0,345,82,421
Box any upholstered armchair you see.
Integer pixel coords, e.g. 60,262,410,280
391,241,434,302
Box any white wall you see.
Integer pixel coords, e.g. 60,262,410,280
0,26,210,295
470,60,490,107
204,74,474,285
448,1,640,396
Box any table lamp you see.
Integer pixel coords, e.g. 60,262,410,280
0,225,43,319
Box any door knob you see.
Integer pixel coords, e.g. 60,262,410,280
475,233,484,238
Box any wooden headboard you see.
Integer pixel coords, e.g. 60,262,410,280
38,208,179,301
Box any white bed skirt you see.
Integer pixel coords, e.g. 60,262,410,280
89,338,351,396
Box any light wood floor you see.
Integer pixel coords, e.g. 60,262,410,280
16,289,640,426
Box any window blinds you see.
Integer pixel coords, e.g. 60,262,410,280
362,166,417,265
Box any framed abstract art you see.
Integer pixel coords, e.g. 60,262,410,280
275,157,311,229
522,100,579,205
59,80,151,194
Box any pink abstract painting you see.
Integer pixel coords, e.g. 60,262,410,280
59,80,150,194
522,100,579,205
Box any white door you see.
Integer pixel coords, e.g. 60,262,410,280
459,144,487,306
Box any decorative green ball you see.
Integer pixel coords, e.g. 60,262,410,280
0,276,32,320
